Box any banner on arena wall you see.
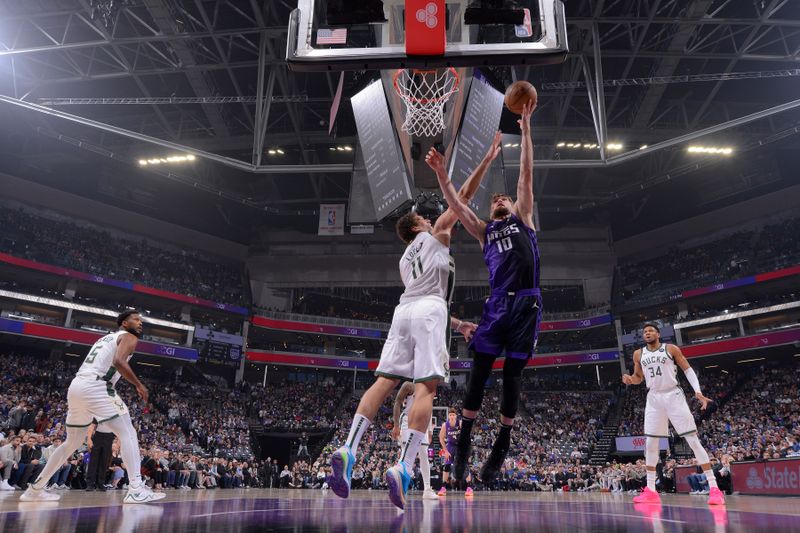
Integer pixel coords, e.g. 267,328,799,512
615,436,669,453
250,315,386,339
0,252,248,315
0,318,198,362
318,204,345,235
731,458,800,495
194,327,244,346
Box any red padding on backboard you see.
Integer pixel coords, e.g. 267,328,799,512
405,0,446,56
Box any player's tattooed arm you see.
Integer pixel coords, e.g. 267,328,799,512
622,350,645,385
392,382,415,441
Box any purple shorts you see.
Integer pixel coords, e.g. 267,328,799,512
469,288,542,359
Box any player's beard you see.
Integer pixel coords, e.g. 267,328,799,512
491,206,511,219
124,326,142,338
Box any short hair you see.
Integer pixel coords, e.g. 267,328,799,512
642,323,660,333
117,310,140,327
448,407,457,415
396,212,421,244
491,192,513,203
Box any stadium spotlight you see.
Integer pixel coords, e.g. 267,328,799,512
687,146,734,155
138,154,195,166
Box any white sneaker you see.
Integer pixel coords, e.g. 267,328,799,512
0,480,14,491
20,486,61,502
423,490,439,500
123,485,166,504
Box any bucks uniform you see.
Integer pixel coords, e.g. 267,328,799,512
66,331,132,428
376,231,455,383
641,343,697,438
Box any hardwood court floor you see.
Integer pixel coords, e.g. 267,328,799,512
1,488,799,532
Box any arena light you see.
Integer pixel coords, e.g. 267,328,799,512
556,142,565,147
139,154,195,166
640,145,648,150
687,146,734,155
736,357,766,364
606,143,624,150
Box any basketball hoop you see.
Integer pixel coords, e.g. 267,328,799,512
393,68,460,137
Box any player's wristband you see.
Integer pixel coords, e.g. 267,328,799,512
684,367,702,395
454,320,463,331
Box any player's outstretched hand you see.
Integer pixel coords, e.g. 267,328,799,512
485,130,503,161
517,101,535,133
622,374,634,385
136,383,149,404
695,392,712,410
457,321,478,342
425,147,446,176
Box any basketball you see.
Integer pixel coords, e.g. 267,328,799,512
504,80,538,115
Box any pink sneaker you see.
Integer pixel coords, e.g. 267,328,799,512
464,487,474,498
437,486,447,497
707,487,726,506
633,487,661,504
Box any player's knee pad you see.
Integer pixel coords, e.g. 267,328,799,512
500,357,526,419
645,437,660,466
463,351,494,412
683,433,710,465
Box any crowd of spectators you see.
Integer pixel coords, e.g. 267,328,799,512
0,204,248,306
700,361,800,461
617,216,800,307
249,378,350,430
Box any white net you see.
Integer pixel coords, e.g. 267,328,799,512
393,68,460,137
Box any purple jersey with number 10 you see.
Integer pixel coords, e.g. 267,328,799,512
483,213,540,292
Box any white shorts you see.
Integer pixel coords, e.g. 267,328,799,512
375,296,449,383
644,387,697,438
65,377,130,428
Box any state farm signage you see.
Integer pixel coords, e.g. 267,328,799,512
732,459,800,495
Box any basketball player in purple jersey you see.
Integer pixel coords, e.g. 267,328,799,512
427,101,541,484
438,408,460,495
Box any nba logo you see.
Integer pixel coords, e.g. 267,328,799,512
406,0,445,56
328,209,336,226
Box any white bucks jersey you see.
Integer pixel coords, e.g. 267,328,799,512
399,232,455,305
76,330,131,387
640,343,679,392
399,395,433,434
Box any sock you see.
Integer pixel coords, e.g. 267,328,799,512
400,430,424,473
703,469,718,489
345,414,371,456
646,470,656,491
493,423,512,454
104,414,144,488
419,446,431,490
456,416,476,452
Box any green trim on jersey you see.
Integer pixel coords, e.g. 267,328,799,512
414,374,445,383
97,414,121,424
101,366,117,382
65,422,92,428
374,371,412,382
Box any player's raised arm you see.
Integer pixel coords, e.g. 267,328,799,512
515,101,536,230
622,350,645,386
112,333,148,404
432,131,502,241
667,344,713,410
426,148,487,246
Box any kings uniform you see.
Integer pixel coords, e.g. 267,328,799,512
641,343,697,438
470,213,542,359
66,331,132,428
376,231,456,383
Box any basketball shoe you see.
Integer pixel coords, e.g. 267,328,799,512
385,463,412,510
633,487,661,504
329,446,355,499
123,484,166,504
20,486,60,502
707,487,726,505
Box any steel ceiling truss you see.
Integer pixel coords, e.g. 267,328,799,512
0,0,799,204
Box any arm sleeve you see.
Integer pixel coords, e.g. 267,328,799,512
683,367,702,394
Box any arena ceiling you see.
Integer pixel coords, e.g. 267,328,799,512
0,0,798,242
